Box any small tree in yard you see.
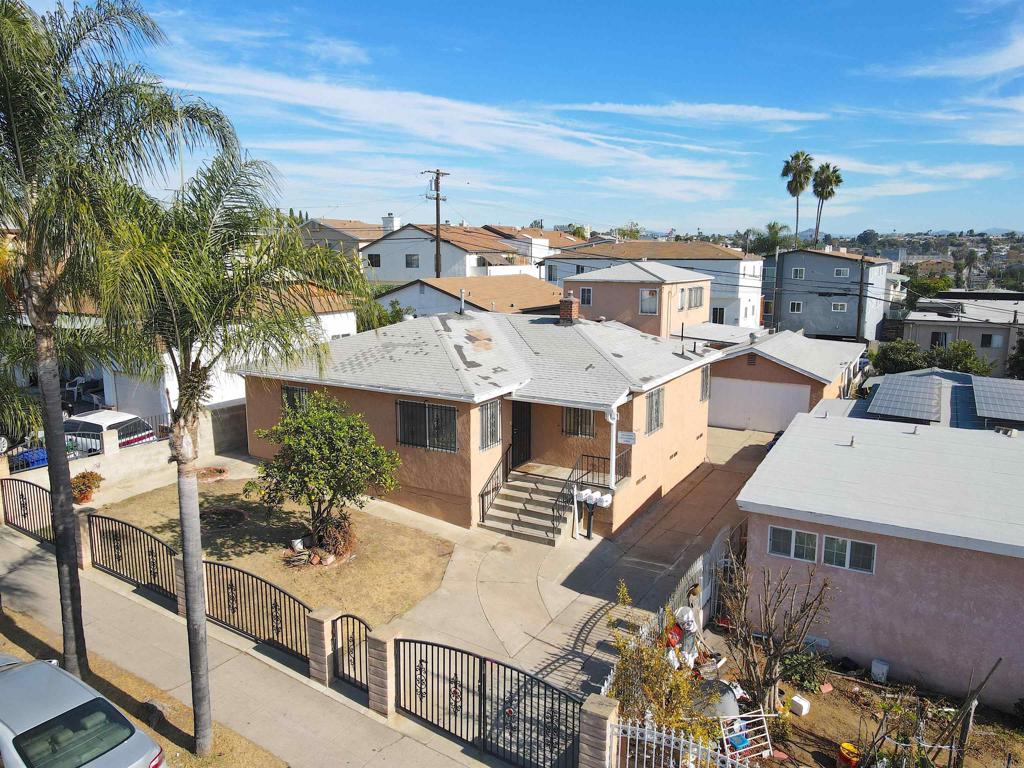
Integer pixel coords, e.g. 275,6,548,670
872,339,928,374
926,339,994,376
719,551,832,713
246,392,400,556
1008,331,1024,380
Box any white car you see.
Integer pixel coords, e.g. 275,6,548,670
63,411,156,455
0,655,164,768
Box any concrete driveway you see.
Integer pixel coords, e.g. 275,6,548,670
368,427,773,695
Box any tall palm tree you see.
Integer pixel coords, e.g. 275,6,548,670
812,163,844,245
964,249,979,286
100,153,373,755
781,151,815,244
0,0,233,679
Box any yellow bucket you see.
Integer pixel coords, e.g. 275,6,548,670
838,742,861,768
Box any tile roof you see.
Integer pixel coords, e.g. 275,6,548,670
737,413,1024,558
564,262,713,284
379,275,562,313
484,225,585,249
553,240,760,262
366,224,519,266
238,311,719,410
717,330,864,384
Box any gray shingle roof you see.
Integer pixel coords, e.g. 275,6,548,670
718,330,864,384
239,312,719,410
563,262,713,284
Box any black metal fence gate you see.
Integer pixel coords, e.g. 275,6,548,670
0,478,54,544
396,639,581,768
203,561,311,662
331,614,371,690
87,515,177,599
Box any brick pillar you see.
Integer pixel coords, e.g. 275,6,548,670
100,429,120,456
579,694,619,768
366,627,399,719
306,608,340,686
171,555,189,617
76,512,92,569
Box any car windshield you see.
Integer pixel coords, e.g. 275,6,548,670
13,697,134,768
62,420,102,435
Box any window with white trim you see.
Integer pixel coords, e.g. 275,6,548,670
645,387,664,434
768,525,817,562
700,365,711,402
282,385,308,411
823,535,876,573
397,400,457,452
832,302,848,312
639,288,658,315
790,301,803,313
546,265,558,282
834,267,850,278
480,400,501,450
687,286,704,308
580,287,593,306
678,290,686,310
792,267,805,279
562,407,595,437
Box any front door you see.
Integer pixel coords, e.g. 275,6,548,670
511,401,531,468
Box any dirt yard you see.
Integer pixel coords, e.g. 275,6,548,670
98,479,453,627
0,609,284,768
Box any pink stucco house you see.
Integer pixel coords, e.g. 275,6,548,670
737,413,1024,710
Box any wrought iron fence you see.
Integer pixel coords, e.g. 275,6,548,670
0,478,53,543
87,515,177,599
203,561,311,662
395,638,582,768
614,720,750,768
116,412,172,448
331,614,371,690
478,443,512,522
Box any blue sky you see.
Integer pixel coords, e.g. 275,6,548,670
70,1,1024,232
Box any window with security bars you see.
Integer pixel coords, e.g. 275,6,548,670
282,385,308,411
700,365,711,402
562,407,595,437
397,400,457,452
645,388,664,434
480,400,501,450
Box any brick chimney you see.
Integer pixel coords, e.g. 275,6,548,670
560,292,580,325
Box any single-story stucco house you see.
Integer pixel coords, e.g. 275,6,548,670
737,413,1023,710
238,296,721,542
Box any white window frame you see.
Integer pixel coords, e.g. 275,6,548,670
678,289,686,310
823,535,876,574
639,288,658,315
579,287,593,306
790,301,803,314
688,286,704,309
479,399,501,450
792,267,805,279
768,525,817,563
834,267,850,278
700,365,711,402
545,264,558,282
645,387,664,435
832,302,848,312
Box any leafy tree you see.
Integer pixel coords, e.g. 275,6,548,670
615,221,641,240
781,151,814,244
905,275,952,310
246,392,399,555
750,221,792,255
100,152,369,754
926,339,994,375
1006,331,1024,380
872,340,928,374
356,298,413,332
568,224,587,240
0,0,232,681
856,229,879,247
811,163,843,245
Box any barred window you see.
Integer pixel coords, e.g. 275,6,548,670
397,400,457,452
480,400,501,450
405,253,419,268
700,365,711,402
562,407,595,437
282,385,308,411
645,388,664,434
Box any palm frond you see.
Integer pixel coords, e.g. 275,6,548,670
42,0,162,75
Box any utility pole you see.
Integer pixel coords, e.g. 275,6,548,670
855,253,867,343
422,169,449,278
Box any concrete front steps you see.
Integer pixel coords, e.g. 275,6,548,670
480,470,570,546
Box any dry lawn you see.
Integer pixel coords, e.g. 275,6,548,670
98,479,453,626
0,609,284,768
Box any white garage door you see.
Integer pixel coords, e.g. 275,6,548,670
709,377,811,433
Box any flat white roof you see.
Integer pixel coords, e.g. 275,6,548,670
737,413,1024,558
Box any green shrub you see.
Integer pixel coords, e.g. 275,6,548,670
71,471,104,502
780,651,828,692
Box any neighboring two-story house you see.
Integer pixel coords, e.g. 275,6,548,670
541,240,763,328
561,262,713,338
374,275,562,316
361,223,537,283
761,248,893,341
903,297,1023,376
482,225,585,266
299,217,385,254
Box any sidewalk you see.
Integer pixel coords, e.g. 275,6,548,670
0,529,500,768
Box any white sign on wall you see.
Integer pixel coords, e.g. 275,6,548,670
617,431,636,445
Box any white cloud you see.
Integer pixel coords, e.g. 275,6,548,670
842,180,952,202
891,28,1024,78
302,37,371,66
814,153,1011,179
552,101,827,123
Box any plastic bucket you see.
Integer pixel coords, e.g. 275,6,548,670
838,742,861,768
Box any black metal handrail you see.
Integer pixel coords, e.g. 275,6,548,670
615,445,632,485
551,447,633,536
478,443,512,523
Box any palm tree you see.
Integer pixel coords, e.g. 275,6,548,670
100,152,373,755
964,249,979,286
750,221,791,255
812,163,844,244
0,0,232,679
781,151,815,244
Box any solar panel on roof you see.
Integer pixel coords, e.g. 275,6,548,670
867,375,941,422
971,376,1024,422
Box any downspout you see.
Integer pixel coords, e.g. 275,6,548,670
605,409,619,487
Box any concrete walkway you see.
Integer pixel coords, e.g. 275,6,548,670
370,428,773,697
0,530,504,767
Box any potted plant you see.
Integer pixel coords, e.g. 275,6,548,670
71,471,104,504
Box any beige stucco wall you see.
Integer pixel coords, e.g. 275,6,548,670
903,321,1011,375
566,279,711,338
746,514,1024,710
711,354,828,407
245,376,477,527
